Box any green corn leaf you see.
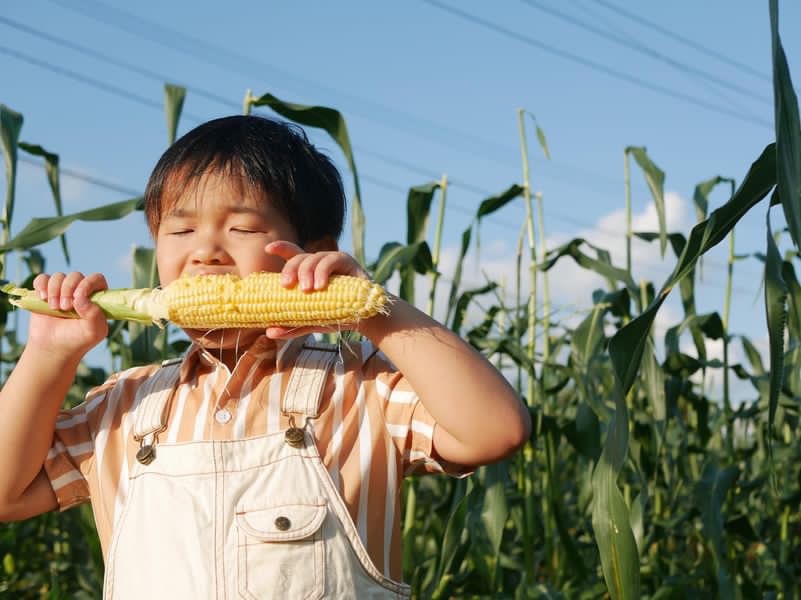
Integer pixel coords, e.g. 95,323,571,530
770,0,801,253
563,401,601,461
432,483,472,599
0,197,141,253
445,224,472,327
3,552,14,575
541,238,636,295
764,209,788,459
692,176,732,278
626,146,666,257
127,246,166,368
695,463,740,599
164,83,186,146
610,143,776,394
642,337,665,422
246,91,366,266
693,176,726,223
0,105,23,249
591,386,640,599
370,241,432,290
572,303,607,368
476,184,525,220
479,462,509,578
402,182,440,305
739,335,765,376
406,182,439,244
535,124,551,160
591,288,631,320
451,282,497,335
17,142,69,265
781,259,801,341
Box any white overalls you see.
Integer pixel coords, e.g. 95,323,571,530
102,342,411,599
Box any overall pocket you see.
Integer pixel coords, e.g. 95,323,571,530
236,497,327,600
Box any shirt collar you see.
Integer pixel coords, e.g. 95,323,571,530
177,334,311,382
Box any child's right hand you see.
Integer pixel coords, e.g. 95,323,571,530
27,272,109,359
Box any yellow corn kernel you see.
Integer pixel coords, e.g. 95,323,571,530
2,272,388,329
160,272,388,329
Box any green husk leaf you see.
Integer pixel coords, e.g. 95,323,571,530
1,283,166,326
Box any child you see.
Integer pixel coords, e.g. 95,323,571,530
0,115,530,598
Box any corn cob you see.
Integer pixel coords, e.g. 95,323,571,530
1,272,389,329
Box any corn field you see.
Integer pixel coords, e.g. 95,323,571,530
1,3,800,598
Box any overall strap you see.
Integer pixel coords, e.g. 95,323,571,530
282,340,339,419
132,357,183,442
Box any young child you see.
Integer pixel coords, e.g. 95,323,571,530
0,115,530,598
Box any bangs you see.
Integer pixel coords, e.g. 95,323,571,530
146,158,265,234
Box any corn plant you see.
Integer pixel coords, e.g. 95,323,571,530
1,2,800,598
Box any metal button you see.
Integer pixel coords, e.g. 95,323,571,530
284,427,305,448
136,445,155,465
274,516,291,531
215,408,232,424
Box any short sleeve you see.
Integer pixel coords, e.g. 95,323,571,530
42,378,116,511
367,350,473,478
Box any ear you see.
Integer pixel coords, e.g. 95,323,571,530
303,236,339,253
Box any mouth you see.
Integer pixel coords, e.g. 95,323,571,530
184,270,237,277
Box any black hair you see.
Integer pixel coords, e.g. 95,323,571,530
143,115,346,245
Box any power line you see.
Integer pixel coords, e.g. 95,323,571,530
589,0,771,84
18,154,141,197
0,15,236,110
520,0,771,106
0,13,625,196
0,17,630,204
43,0,522,166
568,0,762,120
0,45,189,118
2,21,768,287
0,41,575,235
421,0,773,129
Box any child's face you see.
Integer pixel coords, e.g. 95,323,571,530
155,170,299,287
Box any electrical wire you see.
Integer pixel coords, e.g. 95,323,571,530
520,0,771,105
589,0,771,83
421,0,772,129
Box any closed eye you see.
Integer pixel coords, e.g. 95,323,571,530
231,228,262,234
168,229,193,236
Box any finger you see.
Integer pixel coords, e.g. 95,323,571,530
279,252,314,288
74,273,109,298
73,273,108,316
47,273,66,310
32,274,50,300
59,272,86,310
264,240,305,260
295,254,330,291
264,324,339,340
311,253,367,289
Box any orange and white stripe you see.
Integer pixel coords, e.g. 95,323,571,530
43,336,463,581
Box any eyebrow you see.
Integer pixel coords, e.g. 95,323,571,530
164,205,266,219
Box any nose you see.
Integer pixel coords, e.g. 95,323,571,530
191,236,231,265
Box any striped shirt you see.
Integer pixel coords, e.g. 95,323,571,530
43,335,463,581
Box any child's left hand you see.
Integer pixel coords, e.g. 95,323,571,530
262,240,372,339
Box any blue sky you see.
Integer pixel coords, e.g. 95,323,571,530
1,1,800,394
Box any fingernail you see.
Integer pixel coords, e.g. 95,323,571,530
280,272,291,285
60,297,71,310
